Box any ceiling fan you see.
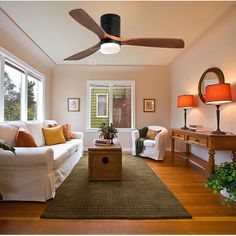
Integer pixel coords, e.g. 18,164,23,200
64,9,185,61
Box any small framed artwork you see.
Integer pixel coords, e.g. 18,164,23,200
143,99,155,112
68,98,80,112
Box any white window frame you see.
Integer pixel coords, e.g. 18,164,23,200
96,93,108,118
0,47,45,121
86,80,135,132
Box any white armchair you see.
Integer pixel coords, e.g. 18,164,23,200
131,126,168,161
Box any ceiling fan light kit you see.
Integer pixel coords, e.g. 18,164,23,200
64,9,185,61
100,42,120,54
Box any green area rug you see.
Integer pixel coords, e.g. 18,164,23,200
41,155,192,219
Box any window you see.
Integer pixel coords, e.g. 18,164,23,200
96,94,108,117
27,74,40,120
0,48,45,121
4,62,23,121
87,80,135,130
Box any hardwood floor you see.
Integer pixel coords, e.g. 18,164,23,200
0,152,235,234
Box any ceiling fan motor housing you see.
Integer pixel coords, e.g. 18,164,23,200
101,13,121,45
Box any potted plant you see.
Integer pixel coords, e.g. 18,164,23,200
98,122,118,140
204,161,236,207
0,139,15,155
0,139,15,200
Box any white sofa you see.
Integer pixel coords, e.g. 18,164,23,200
0,120,83,202
131,126,168,161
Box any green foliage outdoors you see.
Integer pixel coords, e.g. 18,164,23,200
98,122,118,139
204,161,236,207
4,72,37,121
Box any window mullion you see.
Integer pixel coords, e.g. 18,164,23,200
87,85,92,129
36,76,45,121
21,72,28,121
109,82,113,124
131,81,135,129
0,56,4,121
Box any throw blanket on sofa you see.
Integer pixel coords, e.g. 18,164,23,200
136,127,148,156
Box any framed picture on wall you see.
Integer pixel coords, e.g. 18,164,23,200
143,99,155,112
68,98,80,112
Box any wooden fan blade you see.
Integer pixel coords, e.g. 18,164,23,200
64,43,100,60
121,38,185,48
69,9,106,39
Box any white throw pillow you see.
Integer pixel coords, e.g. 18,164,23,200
42,120,57,128
24,121,45,146
0,121,28,146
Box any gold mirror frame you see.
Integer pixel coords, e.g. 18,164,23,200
198,67,225,103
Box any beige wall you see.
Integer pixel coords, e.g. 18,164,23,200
0,9,54,118
52,65,170,150
169,6,236,164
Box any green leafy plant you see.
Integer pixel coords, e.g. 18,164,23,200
98,122,118,139
0,139,16,155
204,161,236,207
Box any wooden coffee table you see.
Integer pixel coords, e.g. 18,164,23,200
88,142,122,181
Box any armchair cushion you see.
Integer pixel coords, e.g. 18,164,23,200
146,129,161,140
143,139,155,147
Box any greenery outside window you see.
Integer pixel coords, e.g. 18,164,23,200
0,48,45,121
87,80,135,131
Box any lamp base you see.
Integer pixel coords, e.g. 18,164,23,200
181,126,189,130
211,130,226,135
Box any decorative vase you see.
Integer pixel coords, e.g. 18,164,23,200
220,188,236,201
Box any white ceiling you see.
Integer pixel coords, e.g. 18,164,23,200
0,1,234,65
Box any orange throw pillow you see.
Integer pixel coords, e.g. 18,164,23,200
15,127,37,147
48,124,74,141
146,130,161,140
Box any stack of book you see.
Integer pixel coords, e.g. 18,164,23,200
94,139,112,146
189,125,204,132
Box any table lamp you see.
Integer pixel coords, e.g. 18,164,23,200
205,83,232,134
177,95,194,130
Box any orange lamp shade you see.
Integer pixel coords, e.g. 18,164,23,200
205,83,232,105
177,95,194,108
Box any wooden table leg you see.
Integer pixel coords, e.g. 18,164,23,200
171,138,175,165
185,143,190,166
208,149,215,175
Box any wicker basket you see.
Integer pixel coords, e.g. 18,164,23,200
88,143,122,181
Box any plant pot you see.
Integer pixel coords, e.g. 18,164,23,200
220,188,236,201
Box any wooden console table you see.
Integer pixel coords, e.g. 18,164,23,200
171,128,236,175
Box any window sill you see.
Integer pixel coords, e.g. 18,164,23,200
86,128,134,133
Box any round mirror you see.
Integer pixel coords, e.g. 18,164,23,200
198,67,225,103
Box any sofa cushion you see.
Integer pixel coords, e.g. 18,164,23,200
0,121,28,147
42,126,66,146
49,139,80,169
15,127,37,147
25,121,45,146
